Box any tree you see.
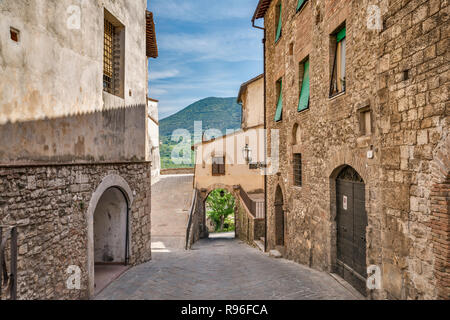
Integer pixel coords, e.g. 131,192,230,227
206,189,235,232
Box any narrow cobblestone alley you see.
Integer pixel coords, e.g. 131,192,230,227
97,232,361,300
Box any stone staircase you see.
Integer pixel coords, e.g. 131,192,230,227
254,237,265,252
253,237,285,259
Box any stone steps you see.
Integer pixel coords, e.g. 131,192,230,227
254,240,265,252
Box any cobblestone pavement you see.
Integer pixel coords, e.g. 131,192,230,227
96,236,360,300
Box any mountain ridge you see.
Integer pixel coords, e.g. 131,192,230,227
159,97,242,139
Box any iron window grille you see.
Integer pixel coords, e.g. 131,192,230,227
293,153,302,187
103,19,115,94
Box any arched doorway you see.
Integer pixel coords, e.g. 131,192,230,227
335,166,368,296
275,185,284,246
93,187,130,295
205,189,236,240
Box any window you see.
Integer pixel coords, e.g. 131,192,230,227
10,27,19,42
212,157,225,176
274,79,283,122
293,154,302,187
103,11,124,97
296,0,308,13
330,26,346,97
359,107,372,136
275,3,282,43
298,58,310,112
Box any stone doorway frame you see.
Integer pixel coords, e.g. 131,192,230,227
86,174,134,299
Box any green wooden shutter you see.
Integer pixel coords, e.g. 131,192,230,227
298,60,310,112
297,0,306,11
337,27,346,42
275,4,282,42
275,81,283,122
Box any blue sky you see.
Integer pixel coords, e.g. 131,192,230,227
147,0,263,119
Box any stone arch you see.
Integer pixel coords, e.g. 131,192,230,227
86,174,134,298
430,133,450,299
199,184,240,237
330,165,368,296
326,148,369,183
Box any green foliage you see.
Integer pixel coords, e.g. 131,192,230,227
206,189,236,232
159,97,242,169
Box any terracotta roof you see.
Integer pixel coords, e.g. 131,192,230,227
237,74,264,104
146,11,158,58
252,0,272,21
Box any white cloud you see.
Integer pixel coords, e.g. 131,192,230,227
158,30,262,62
151,0,257,23
149,69,180,81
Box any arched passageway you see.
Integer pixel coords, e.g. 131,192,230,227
205,189,236,239
93,187,130,295
335,165,368,296
275,185,284,247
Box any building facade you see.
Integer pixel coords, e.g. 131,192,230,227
0,0,158,299
253,0,448,299
192,75,266,245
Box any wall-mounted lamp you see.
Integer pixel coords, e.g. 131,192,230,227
242,144,252,164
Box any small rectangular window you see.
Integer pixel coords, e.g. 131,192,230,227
212,157,225,176
274,79,283,122
293,154,302,187
275,3,282,43
10,28,19,42
298,58,310,112
296,0,308,13
359,108,372,136
330,26,346,97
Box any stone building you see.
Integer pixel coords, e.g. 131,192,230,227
192,75,266,245
0,0,158,299
252,0,448,299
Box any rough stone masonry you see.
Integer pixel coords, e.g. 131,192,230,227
260,0,448,299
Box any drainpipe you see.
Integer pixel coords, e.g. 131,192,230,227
252,19,267,253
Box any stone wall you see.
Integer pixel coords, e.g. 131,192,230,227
235,199,265,246
262,0,448,299
0,162,152,299
0,0,148,124
0,105,148,165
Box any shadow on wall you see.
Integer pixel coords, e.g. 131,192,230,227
0,104,147,165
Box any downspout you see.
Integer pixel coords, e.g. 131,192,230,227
252,19,267,253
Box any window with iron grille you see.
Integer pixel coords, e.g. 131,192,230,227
293,153,302,187
103,12,124,97
103,19,115,94
212,157,225,176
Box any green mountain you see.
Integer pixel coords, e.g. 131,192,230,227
159,97,242,139
159,97,242,169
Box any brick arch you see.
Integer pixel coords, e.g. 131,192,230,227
430,133,450,300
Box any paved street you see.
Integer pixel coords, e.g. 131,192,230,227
96,236,360,300
151,174,194,249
